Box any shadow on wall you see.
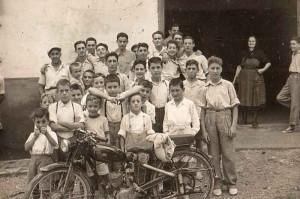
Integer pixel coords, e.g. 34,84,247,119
0,78,40,160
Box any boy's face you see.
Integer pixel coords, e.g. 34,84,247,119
49,49,61,64
140,86,151,101
96,46,108,58
167,43,178,57
40,97,54,110
86,40,96,55
174,35,183,47
105,82,120,97
132,46,138,55
82,72,94,87
117,37,128,50
186,64,199,79
134,64,146,80
149,62,162,79
93,76,105,89
86,100,101,117
208,63,222,79
169,26,179,36
290,40,300,52
75,43,87,57
152,34,163,48
106,56,118,74
71,89,83,104
136,47,149,61
184,39,195,53
57,85,72,104
170,85,184,102
129,95,142,113
34,116,49,130
70,65,82,79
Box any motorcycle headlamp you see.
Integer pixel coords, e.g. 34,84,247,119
60,139,71,153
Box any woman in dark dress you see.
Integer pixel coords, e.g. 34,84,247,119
233,36,271,127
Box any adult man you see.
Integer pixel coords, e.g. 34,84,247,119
74,41,94,73
150,31,166,59
86,37,97,56
163,23,180,46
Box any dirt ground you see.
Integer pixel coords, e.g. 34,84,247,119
0,149,299,199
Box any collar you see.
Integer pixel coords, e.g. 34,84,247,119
57,100,72,108
129,111,144,118
169,98,186,106
48,63,64,70
115,49,128,55
150,76,166,84
205,78,223,86
184,79,202,88
153,46,166,53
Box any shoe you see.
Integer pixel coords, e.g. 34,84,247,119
282,126,294,133
213,189,222,196
229,188,238,195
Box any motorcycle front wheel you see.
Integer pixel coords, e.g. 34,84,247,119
25,167,93,199
152,150,214,199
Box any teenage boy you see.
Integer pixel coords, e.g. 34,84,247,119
74,41,94,73
115,32,136,77
163,23,180,46
69,62,85,92
150,31,166,58
70,83,84,105
49,79,85,161
277,36,300,133
173,32,184,49
178,36,208,80
86,37,97,56
148,57,169,132
199,56,239,196
87,43,109,75
139,80,156,124
136,43,151,80
130,59,147,88
38,47,69,97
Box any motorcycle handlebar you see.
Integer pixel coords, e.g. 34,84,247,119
74,129,108,143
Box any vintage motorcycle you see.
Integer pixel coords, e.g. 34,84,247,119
25,129,214,199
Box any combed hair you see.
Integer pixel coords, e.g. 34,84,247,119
137,43,149,50
132,59,147,70
104,74,120,86
86,37,97,44
169,23,179,30
183,36,195,44
96,43,108,51
148,57,162,69
131,44,138,51
291,36,300,43
128,93,142,103
166,40,179,49
31,107,49,120
40,93,55,103
173,32,183,39
117,32,129,40
69,62,81,73
138,79,153,90
70,83,83,94
86,94,102,106
208,56,223,67
83,69,95,76
169,77,184,90
56,79,71,90
74,40,86,50
105,52,118,61
186,59,199,69
93,73,106,79
152,31,164,39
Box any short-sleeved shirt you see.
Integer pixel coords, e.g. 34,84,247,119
178,52,208,80
199,79,240,110
85,115,109,139
150,77,169,108
116,72,130,92
145,100,156,124
289,50,300,73
25,126,59,155
0,75,4,94
86,54,108,75
183,80,206,117
162,59,180,81
38,63,69,89
149,46,167,58
76,57,94,73
163,98,200,135
115,49,136,76
70,77,85,92
101,100,127,123
49,100,85,139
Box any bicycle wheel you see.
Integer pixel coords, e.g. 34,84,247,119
151,150,214,199
25,167,93,199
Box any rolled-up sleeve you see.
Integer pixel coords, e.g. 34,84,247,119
227,82,240,107
48,103,58,124
118,116,128,138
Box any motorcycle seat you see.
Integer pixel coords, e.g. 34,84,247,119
126,140,153,154
169,134,195,146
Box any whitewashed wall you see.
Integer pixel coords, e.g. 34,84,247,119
0,0,160,78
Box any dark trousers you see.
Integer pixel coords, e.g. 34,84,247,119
153,107,165,133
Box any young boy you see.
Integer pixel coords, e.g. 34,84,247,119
162,40,181,81
199,56,239,196
148,57,169,132
119,93,155,151
70,83,84,105
115,32,136,77
25,108,58,186
138,80,156,124
82,69,95,92
150,31,166,58
130,59,147,88
277,36,300,133
49,79,85,161
69,62,85,92
40,93,55,110
163,77,199,135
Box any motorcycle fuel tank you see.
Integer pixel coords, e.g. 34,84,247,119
90,143,126,163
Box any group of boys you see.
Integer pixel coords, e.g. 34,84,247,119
27,23,240,197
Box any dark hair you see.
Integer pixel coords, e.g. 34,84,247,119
56,79,71,90
183,36,195,44
40,93,55,104
70,83,83,94
83,69,95,76
137,43,149,50
186,59,199,69
208,56,223,67
86,94,102,107
128,93,142,103
148,57,162,69
105,52,119,61
86,37,97,44
104,74,120,86
166,40,179,49
169,77,184,90
138,79,153,90
69,62,81,73
96,43,108,51
173,32,183,39
32,108,49,120
117,32,129,40
291,36,300,43
132,59,147,70
93,73,106,79
169,23,179,30
131,44,138,52
74,41,86,50
152,31,164,39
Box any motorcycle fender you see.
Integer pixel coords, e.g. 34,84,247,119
40,163,69,172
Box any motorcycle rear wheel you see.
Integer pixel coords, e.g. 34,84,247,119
25,167,93,199
152,150,214,199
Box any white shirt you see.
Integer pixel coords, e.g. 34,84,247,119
38,63,69,89
145,100,156,124
150,77,169,108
